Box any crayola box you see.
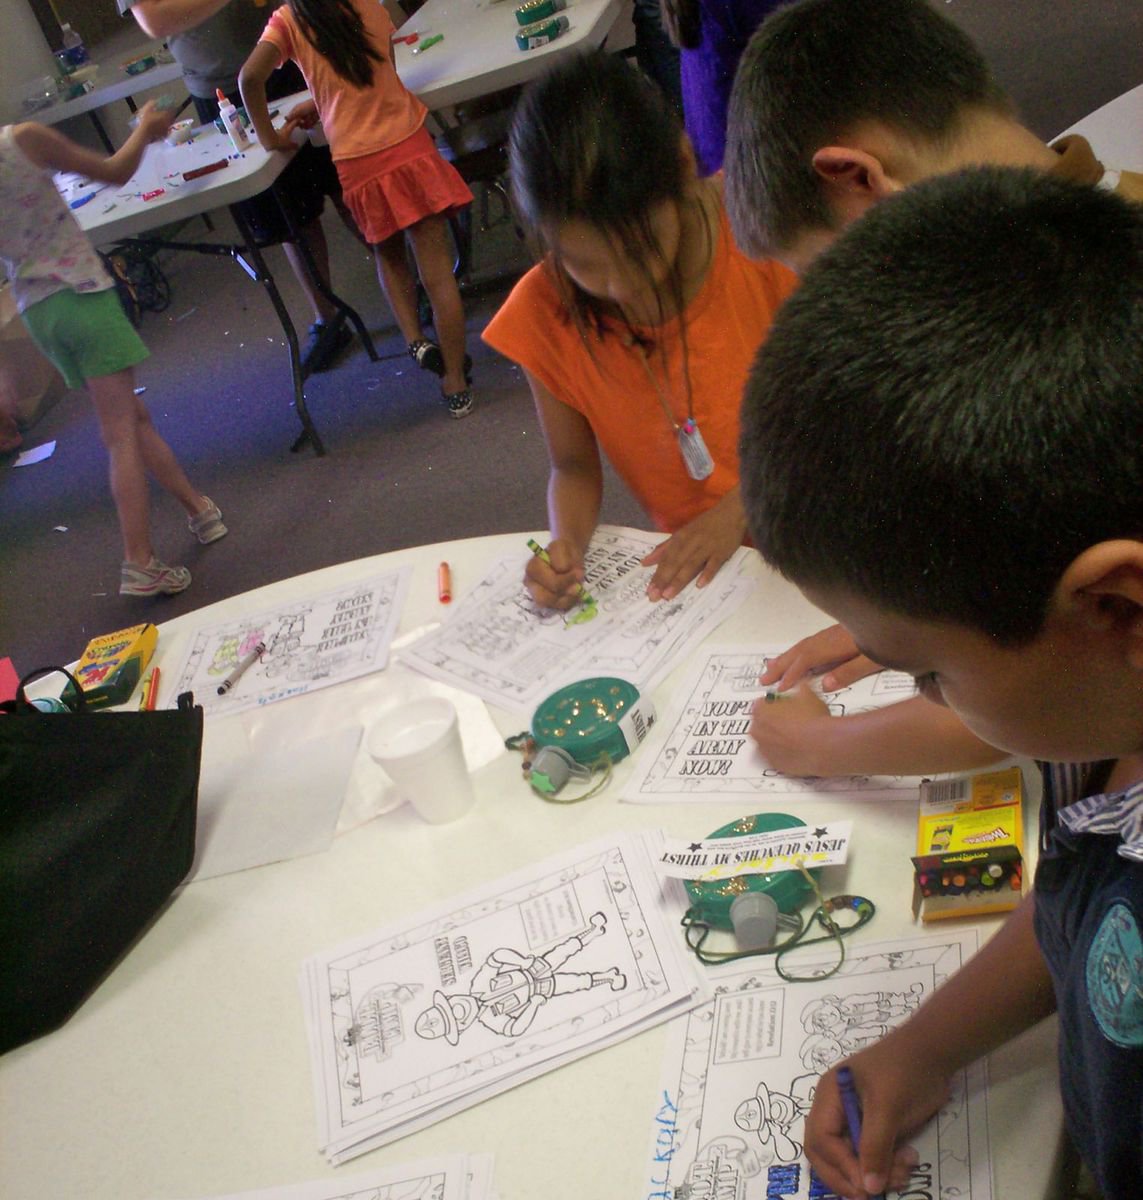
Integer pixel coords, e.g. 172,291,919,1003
73,623,157,709
911,765,1025,922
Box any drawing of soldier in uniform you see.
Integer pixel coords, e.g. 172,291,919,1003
414,912,626,1042
732,1074,816,1164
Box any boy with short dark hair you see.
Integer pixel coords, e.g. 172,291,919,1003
722,0,1143,779
738,165,1143,1200
724,0,1142,272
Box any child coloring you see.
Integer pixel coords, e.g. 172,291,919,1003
0,103,226,597
738,168,1143,1200
240,0,476,417
482,49,796,607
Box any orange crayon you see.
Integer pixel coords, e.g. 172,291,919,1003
438,561,452,603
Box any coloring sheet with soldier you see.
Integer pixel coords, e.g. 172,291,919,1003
300,831,709,1163
642,929,991,1200
623,647,928,802
399,527,756,715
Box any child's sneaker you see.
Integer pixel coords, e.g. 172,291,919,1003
120,557,191,597
188,497,227,544
409,339,474,383
442,387,474,419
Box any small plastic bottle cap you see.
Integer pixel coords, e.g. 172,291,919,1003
729,891,779,952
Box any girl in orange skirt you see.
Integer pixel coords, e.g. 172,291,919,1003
241,0,476,418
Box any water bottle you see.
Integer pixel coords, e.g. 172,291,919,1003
59,22,89,70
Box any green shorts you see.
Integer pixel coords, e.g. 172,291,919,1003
22,288,149,389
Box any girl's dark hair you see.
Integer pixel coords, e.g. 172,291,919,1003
289,0,383,89
509,48,708,348
660,0,701,49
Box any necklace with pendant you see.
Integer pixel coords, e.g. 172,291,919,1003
633,342,715,481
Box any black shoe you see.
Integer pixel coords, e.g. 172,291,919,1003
302,317,352,373
409,339,474,384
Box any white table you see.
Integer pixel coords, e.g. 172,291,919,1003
63,105,379,456
0,534,1065,1200
395,0,626,112
36,43,186,153
1056,80,1143,169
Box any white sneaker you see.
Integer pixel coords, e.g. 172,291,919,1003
120,557,191,597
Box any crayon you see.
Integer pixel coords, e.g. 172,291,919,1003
526,538,595,607
836,1067,885,1200
438,561,452,603
217,641,265,696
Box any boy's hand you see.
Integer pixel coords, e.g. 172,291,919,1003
748,683,834,775
806,1050,948,1200
641,493,745,601
524,538,585,610
134,100,176,143
759,623,882,692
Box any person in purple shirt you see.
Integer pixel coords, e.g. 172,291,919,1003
661,0,782,176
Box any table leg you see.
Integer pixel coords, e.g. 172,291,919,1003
228,204,327,457
88,111,115,154
270,182,379,372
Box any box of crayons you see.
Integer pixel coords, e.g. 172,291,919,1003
911,765,1025,922
73,622,157,709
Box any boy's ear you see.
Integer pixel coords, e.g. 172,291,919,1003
1060,541,1143,670
810,145,904,224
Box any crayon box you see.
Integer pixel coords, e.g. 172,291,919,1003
73,623,157,709
911,765,1025,922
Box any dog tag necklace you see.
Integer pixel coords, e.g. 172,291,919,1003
635,344,715,480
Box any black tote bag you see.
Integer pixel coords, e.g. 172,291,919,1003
0,668,203,1054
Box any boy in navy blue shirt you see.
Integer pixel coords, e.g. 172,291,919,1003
737,167,1143,1199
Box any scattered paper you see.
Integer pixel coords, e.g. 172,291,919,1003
172,568,411,717
623,646,928,802
400,526,756,715
643,930,991,1200
13,441,55,467
301,830,707,1163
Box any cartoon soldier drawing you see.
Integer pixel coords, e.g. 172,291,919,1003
414,912,626,1042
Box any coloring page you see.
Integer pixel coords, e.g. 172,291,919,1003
173,568,410,717
399,527,756,715
300,831,707,1163
623,647,926,802
644,930,990,1200
177,1153,494,1200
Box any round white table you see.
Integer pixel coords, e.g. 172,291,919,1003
0,532,1063,1200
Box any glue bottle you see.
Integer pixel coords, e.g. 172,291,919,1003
215,88,252,152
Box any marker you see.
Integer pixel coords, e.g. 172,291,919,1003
438,561,452,603
526,538,595,607
217,641,265,695
763,691,786,703
836,1066,885,1200
412,33,444,53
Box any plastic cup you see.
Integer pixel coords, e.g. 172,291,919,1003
366,697,475,824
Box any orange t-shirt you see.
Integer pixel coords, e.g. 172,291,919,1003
260,3,425,160
482,205,798,533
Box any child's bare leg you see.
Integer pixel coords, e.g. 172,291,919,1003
407,215,468,395
372,233,425,346
130,393,210,519
87,368,159,566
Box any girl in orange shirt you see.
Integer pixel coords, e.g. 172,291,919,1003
483,49,796,606
240,0,476,417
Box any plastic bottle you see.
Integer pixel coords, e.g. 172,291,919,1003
215,88,252,152
59,23,89,70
